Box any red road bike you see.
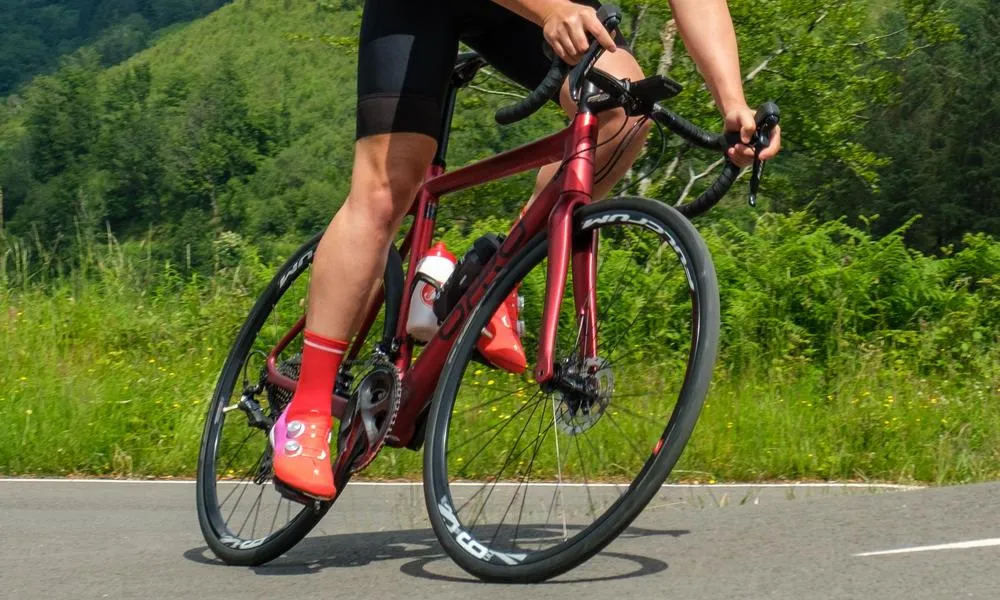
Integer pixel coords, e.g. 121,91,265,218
196,5,780,582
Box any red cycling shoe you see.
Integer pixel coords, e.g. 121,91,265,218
269,408,336,501
477,288,526,373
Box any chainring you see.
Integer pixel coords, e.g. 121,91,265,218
337,356,401,474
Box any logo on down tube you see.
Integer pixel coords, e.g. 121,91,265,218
437,498,526,565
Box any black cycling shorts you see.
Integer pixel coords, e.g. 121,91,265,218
356,0,629,140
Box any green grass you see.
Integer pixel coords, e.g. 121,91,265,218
1,230,997,484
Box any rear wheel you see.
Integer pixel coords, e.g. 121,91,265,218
196,234,399,565
423,197,720,582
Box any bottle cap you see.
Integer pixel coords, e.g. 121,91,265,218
428,241,456,263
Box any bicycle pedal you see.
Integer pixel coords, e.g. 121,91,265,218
272,476,333,507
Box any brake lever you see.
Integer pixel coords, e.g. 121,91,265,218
747,108,780,208
748,146,765,208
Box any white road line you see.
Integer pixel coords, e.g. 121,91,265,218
0,478,922,490
856,538,1000,557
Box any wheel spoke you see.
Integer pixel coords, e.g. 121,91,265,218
453,386,532,416
239,485,265,538
547,398,568,542
217,429,255,482
456,414,555,518
601,257,680,362
505,415,555,550
461,395,545,527
450,388,545,462
604,411,651,464
269,496,283,537
580,429,625,498
225,450,265,526
573,432,597,519
607,401,657,420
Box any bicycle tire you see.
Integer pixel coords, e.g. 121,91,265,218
196,233,397,566
422,197,720,582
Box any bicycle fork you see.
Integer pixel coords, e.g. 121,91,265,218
534,112,600,384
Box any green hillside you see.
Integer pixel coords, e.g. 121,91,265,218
4,0,992,261
0,0,233,95
0,0,570,267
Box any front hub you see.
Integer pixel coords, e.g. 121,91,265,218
552,357,614,435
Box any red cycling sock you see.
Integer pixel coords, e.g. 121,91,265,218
286,330,349,418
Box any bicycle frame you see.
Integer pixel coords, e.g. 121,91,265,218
267,75,603,450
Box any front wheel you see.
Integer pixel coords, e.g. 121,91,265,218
423,197,720,582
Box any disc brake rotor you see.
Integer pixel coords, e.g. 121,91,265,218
553,357,614,435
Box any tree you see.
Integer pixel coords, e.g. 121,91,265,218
161,59,272,229
857,0,1000,249
23,51,102,182
94,62,163,229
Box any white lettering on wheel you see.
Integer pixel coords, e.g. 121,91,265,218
437,498,527,565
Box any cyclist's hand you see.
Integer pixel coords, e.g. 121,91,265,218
541,3,617,65
724,106,782,168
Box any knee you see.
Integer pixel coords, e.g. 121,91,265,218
344,176,421,238
344,134,437,236
598,109,654,171
630,116,655,153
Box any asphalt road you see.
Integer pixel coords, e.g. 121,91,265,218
1,479,998,599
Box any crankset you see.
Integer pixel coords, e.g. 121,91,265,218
336,356,402,474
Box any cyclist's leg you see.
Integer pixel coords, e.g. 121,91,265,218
308,134,436,342
273,0,457,500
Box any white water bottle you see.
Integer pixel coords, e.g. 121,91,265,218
407,242,456,342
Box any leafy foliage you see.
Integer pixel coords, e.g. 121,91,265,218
844,0,1000,250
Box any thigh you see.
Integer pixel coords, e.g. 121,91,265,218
459,0,630,97
351,133,438,195
356,0,461,141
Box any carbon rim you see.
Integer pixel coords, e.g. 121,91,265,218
427,201,716,571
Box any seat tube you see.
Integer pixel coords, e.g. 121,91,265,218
535,111,599,383
396,167,444,370
433,86,459,167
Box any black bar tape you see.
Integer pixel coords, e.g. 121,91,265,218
677,161,741,219
495,3,622,125
651,105,727,151
495,58,571,125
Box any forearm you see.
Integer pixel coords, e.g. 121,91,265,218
669,0,746,115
